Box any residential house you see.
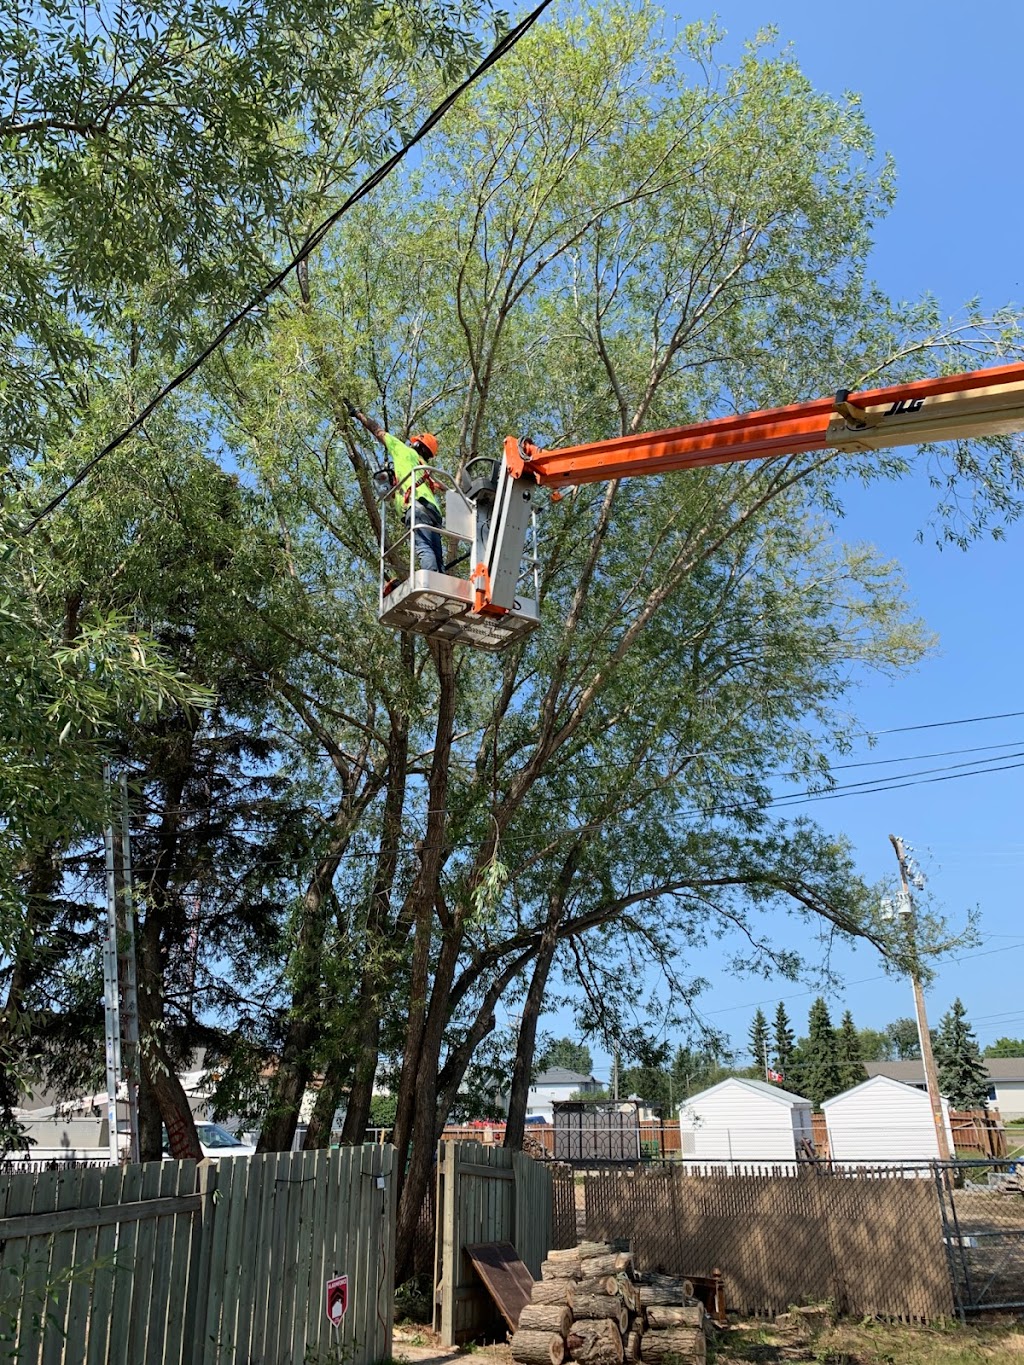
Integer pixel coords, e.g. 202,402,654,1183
507,1067,601,1122
864,1058,1024,1119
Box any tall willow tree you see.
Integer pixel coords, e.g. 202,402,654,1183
1,0,502,1154
207,2,1024,1270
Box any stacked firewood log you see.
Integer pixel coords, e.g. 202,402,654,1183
509,1244,709,1365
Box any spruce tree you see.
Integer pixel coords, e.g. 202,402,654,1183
749,1008,770,1076
934,999,990,1110
836,1010,866,1090
795,998,843,1108
773,1003,795,1083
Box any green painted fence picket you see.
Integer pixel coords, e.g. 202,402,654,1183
0,1145,395,1364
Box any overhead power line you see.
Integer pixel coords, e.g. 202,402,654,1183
123,739,1024,867
861,709,1024,736
20,0,555,535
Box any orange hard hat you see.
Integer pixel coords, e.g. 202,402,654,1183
410,432,439,460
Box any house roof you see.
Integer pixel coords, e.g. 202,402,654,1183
533,1067,598,1086
986,1058,1024,1080
822,1073,948,1107
865,1058,1024,1084
683,1076,811,1108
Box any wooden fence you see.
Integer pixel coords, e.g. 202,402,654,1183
950,1108,1007,1157
433,1140,553,1345
437,1120,682,1159
582,1164,953,1322
0,1145,394,1364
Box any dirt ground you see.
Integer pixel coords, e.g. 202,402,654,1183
393,1318,1024,1365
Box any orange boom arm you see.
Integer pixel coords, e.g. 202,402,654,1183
503,361,1024,486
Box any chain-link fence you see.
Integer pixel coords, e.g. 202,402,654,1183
413,1152,1024,1319
937,1159,1024,1314
577,1161,968,1321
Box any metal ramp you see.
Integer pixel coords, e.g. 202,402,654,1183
379,570,540,650
464,1241,534,1332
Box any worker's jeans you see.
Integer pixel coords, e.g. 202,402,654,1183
404,498,444,574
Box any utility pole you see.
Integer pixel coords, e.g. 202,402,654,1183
102,763,142,1164
611,1044,619,1103
102,764,123,1166
117,772,141,1162
889,834,951,1162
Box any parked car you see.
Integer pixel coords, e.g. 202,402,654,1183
163,1121,256,1159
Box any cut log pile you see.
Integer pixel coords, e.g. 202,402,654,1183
509,1243,710,1365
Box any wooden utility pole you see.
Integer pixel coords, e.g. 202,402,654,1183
889,834,951,1161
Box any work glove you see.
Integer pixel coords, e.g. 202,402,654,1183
344,397,358,418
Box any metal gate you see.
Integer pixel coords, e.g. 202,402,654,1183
936,1159,1024,1315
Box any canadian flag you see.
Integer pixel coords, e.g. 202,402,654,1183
766,1068,785,1083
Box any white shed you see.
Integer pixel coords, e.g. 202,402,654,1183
823,1074,955,1167
677,1077,814,1166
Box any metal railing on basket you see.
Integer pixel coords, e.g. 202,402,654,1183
377,465,473,594
377,465,541,607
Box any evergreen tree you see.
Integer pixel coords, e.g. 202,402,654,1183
935,999,990,1110
792,998,843,1108
773,1003,796,1082
748,1009,770,1076
837,1010,866,1090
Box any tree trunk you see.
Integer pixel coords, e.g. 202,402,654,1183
505,851,578,1150
137,902,201,1160
615,1275,639,1312
511,1331,566,1365
518,1305,572,1336
138,1072,163,1162
340,710,408,1149
393,921,463,1279
553,1242,613,1260
340,996,380,1144
645,1307,704,1330
0,849,54,1139
566,1319,623,1365
638,1286,694,1308
581,1254,632,1278
571,1297,627,1332
257,1018,314,1152
577,1276,618,1297
543,1258,582,1280
258,853,344,1152
624,1331,642,1364
638,1274,692,1291
532,1282,576,1306
303,1052,352,1149
638,1328,705,1364
131,721,203,1160
392,641,457,1259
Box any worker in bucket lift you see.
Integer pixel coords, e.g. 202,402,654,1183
346,400,445,579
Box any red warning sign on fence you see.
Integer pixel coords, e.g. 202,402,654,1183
326,1274,349,1327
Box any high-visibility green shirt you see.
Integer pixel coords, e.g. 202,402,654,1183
383,433,441,513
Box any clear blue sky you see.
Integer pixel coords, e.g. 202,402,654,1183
538,0,1024,1078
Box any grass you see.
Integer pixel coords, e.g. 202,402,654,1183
712,1317,1024,1364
